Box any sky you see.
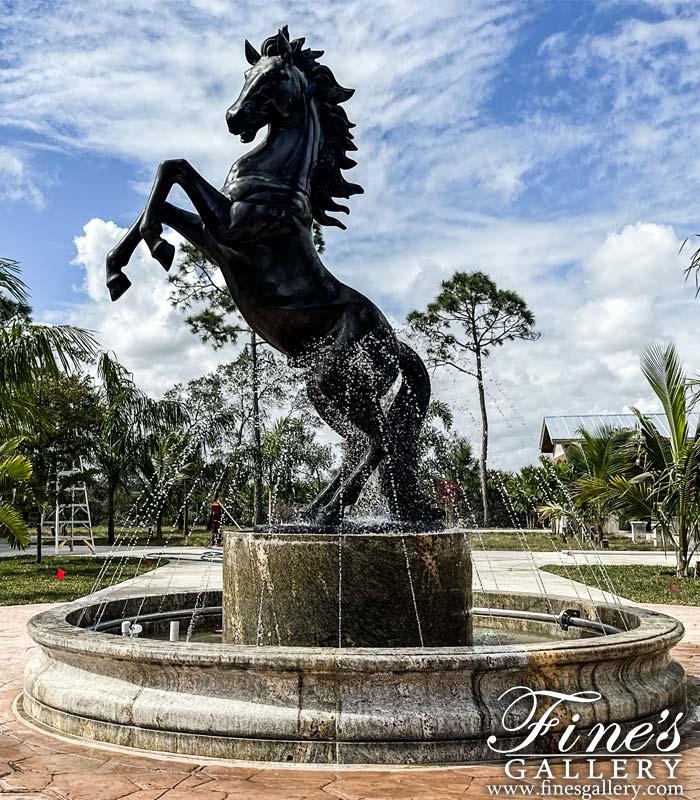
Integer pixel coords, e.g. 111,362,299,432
2,0,700,469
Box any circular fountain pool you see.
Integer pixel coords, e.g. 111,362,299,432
22,530,686,765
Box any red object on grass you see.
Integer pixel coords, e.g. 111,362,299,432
143,556,149,564
436,480,462,502
669,583,680,594
55,568,66,580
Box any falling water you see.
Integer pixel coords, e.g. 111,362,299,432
400,536,425,648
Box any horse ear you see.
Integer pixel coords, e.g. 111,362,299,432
244,39,261,65
291,37,305,53
277,29,293,62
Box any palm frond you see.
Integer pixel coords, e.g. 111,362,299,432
0,319,97,387
0,258,29,306
0,453,32,488
0,502,30,549
640,342,687,460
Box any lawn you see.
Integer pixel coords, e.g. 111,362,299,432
475,530,666,552
540,564,700,606
0,555,157,605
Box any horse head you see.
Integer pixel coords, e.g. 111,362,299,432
226,27,307,143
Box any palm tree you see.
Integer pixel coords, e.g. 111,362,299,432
568,426,632,543
539,426,632,543
508,463,555,529
0,258,97,553
261,416,333,521
1,258,96,433
0,437,33,548
134,431,194,543
608,342,700,577
92,353,187,545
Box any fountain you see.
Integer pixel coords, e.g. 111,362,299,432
22,27,685,764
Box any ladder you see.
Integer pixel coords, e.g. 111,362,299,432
41,465,96,554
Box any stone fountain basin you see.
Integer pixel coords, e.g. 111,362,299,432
23,589,685,765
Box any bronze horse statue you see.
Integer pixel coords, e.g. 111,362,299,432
106,27,442,528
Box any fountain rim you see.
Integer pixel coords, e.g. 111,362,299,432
27,590,684,672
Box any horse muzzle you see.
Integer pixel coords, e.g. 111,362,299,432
226,106,260,143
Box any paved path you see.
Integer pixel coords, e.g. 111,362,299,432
89,549,224,601
1,602,700,799
87,546,677,605
472,549,677,603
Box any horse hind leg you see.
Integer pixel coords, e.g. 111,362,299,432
302,379,366,521
380,342,444,524
315,393,393,527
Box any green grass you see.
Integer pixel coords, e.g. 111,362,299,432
475,530,666,552
0,555,157,606
540,564,700,606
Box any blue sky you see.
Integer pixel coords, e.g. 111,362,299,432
2,0,700,467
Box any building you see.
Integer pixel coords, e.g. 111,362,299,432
539,413,700,462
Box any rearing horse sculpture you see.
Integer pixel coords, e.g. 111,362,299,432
106,27,442,527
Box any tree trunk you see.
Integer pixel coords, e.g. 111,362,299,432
251,330,264,527
268,470,274,522
475,347,490,527
212,463,228,501
182,480,189,537
676,549,689,578
36,523,42,565
107,483,116,546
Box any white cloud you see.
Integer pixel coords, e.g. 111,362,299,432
64,218,235,396
0,0,523,195
0,146,44,208
582,222,683,295
536,7,700,222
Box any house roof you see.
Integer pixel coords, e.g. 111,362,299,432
539,413,700,453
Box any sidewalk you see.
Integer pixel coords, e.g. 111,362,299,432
472,549,677,603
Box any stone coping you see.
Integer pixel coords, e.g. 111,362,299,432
27,589,684,671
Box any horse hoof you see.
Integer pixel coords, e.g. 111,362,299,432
152,239,175,271
106,272,132,302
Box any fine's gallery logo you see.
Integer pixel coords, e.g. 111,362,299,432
486,687,685,798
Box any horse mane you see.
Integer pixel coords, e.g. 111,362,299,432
259,27,363,229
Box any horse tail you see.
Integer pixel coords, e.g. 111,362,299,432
380,340,433,518
393,339,432,431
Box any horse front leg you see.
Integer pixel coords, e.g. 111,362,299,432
140,159,232,270
106,203,211,301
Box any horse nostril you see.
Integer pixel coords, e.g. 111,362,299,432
227,108,245,132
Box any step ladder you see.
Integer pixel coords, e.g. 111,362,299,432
41,466,95,554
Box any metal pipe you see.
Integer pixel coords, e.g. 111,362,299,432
94,605,622,637
471,607,622,636
92,606,223,632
